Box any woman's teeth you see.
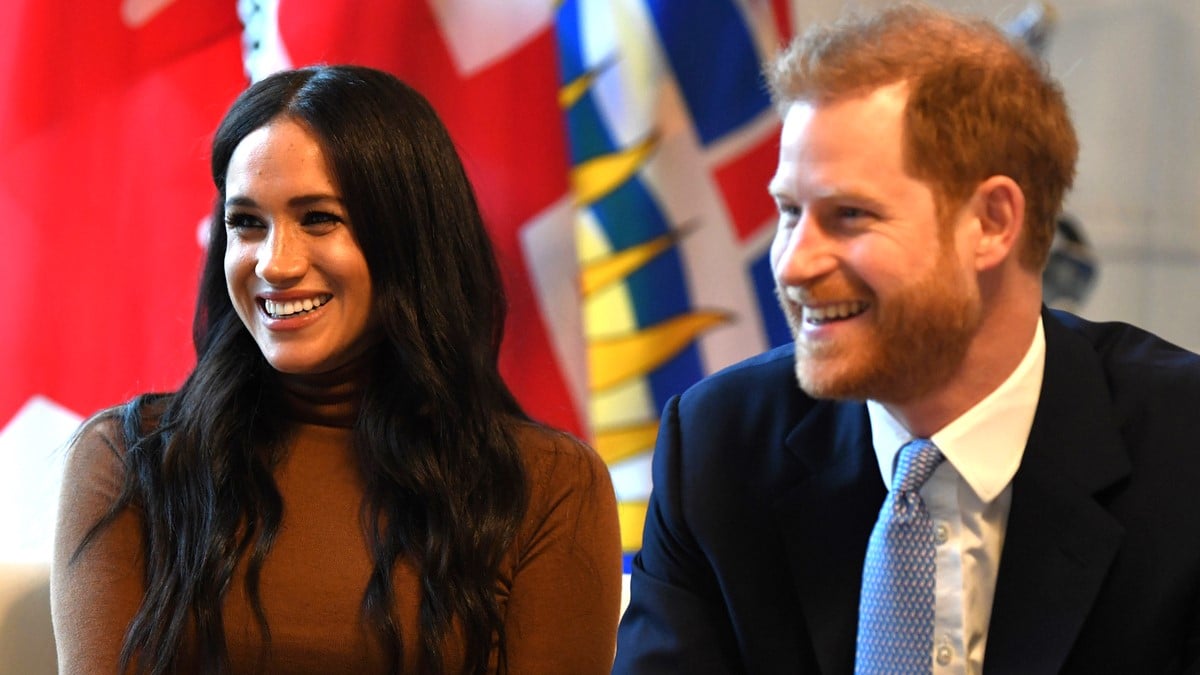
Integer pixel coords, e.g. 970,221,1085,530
264,296,326,318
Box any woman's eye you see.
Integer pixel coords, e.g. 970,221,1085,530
224,213,262,230
302,211,344,228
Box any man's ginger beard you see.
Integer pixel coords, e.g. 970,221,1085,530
780,240,982,404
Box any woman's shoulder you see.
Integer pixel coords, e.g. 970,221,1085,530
69,406,128,460
64,395,171,483
505,419,617,537
507,419,610,485
57,407,136,537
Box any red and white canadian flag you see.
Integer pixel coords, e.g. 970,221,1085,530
0,0,246,560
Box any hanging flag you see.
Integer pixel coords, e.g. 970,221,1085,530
554,0,793,561
0,0,246,560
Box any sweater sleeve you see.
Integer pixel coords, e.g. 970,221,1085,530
51,414,145,675
502,427,622,674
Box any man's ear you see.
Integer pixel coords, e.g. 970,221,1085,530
971,175,1025,271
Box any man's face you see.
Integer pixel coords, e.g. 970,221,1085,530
768,83,982,404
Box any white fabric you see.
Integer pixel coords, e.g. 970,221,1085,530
867,318,1046,674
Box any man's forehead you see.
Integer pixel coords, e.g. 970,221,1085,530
782,80,912,125
775,83,911,163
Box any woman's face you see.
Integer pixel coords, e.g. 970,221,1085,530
223,117,379,375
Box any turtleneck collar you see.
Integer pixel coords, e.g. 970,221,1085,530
276,352,369,429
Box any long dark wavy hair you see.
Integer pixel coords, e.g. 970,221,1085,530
74,65,530,674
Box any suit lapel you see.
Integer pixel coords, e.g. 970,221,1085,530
774,401,883,675
983,311,1130,674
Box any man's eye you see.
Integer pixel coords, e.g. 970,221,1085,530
777,203,801,219
838,206,874,221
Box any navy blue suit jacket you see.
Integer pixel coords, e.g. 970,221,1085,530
614,310,1200,674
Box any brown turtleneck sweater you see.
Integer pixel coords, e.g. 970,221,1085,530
51,366,621,673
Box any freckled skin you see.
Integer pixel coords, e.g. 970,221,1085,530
223,119,380,375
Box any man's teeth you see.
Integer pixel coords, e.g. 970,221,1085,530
265,296,326,318
803,301,868,324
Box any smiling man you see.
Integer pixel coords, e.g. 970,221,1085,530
614,4,1200,674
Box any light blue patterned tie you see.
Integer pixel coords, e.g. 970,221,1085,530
855,438,945,674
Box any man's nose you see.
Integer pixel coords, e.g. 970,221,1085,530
774,213,837,285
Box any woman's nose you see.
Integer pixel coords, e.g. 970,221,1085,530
255,225,308,285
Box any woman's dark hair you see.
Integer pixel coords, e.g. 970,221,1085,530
77,65,530,674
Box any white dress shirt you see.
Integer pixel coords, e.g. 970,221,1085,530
866,318,1046,674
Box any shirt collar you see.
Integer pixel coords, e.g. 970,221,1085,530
867,317,1046,502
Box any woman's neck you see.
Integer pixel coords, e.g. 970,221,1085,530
276,354,369,429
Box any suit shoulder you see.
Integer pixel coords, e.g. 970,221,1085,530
669,343,821,446
679,343,801,406
1052,310,1200,396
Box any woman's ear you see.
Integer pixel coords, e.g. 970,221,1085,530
971,175,1026,271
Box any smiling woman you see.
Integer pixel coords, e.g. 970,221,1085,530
50,65,621,675
222,118,378,376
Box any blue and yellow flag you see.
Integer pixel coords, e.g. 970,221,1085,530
554,0,795,564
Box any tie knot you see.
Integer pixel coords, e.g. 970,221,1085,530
892,439,944,495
